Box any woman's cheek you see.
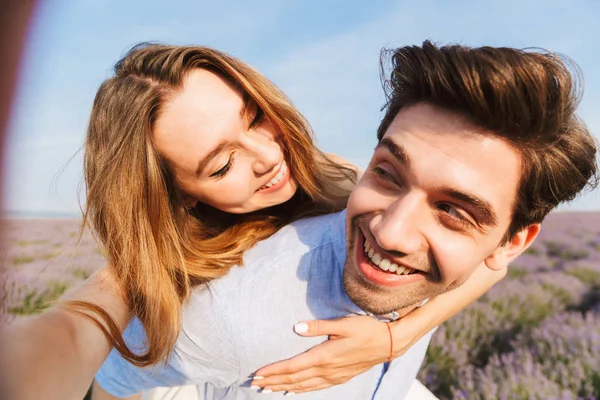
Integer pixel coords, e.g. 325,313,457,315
214,188,243,209
216,176,253,209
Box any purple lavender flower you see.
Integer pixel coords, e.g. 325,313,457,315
1,218,106,324
450,350,577,400
419,211,600,399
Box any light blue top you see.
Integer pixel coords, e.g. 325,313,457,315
95,211,434,399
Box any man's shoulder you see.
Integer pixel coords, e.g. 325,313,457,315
269,210,344,247
240,210,346,270
187,210,346,302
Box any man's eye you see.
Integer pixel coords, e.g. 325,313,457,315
437,203,473,229
372,165,400,186
438,203,461,218
210,154,235,178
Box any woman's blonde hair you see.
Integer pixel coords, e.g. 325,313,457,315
62,43,356,366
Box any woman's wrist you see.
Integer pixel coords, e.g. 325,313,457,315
386,264,507,359
388,301,440,358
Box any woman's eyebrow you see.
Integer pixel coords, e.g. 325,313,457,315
196,100,248,176
195,100,249,176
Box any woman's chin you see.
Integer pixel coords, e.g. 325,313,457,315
267,183,298,206
210,178,298,215
250,180,298,212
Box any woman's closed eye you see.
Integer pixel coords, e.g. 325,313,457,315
210,153,236,179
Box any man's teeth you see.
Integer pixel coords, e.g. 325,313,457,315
261,161,287,189
363,240,416,275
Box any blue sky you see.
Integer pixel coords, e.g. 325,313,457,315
5,0,600,215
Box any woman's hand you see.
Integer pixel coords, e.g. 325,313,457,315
250,315,405,395
250,262,507,395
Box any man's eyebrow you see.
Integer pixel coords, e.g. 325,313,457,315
196,141,227,176
377,137,411,169
439,187,499,227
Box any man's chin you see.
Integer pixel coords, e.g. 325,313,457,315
342,267,427,315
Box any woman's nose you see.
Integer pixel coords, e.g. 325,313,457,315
243,134,281,175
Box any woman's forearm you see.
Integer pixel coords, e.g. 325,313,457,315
0,267,132,400
389,263,506,356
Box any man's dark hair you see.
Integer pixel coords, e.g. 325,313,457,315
377,40,599,241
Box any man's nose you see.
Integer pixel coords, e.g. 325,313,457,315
371,193,424,255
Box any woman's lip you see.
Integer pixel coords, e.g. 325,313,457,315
354,229,425,288
256,161,289,194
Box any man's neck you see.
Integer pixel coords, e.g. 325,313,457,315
376,298,430,321
395,304,419,319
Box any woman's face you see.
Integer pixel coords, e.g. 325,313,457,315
153,69,298,214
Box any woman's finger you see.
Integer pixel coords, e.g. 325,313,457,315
263,364,373,395
252,315,392,393
252,367,323,390
254,343,338,378
260,377,333,394
253,354,314,380
292,317,353,338
253,361,375,391
290,382,339,395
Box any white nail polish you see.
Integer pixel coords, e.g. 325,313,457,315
250,386,260,390
253,376,264,380
294,322,308,334
285,392,296,396
262,389,273,393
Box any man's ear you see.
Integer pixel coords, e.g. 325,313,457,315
484,223,541,271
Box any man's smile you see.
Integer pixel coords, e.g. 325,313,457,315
354,227,427,288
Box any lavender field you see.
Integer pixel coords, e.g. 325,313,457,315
419,212,600,400
1,213,599,399
0,218,106,326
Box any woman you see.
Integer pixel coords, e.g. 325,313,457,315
73,42,359,371
0,43,504,400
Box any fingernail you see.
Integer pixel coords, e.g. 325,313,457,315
250,386,260,390
294,322,308,334
262,389,273,393
253,376,264,380
285,392,296,396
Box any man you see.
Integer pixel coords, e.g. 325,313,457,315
94,41,598,399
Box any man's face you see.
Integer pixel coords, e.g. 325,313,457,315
344,103,522,314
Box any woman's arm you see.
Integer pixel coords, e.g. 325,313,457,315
92,381,141,400
250,262,506,394
0,267,132,400
388,262,506,356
